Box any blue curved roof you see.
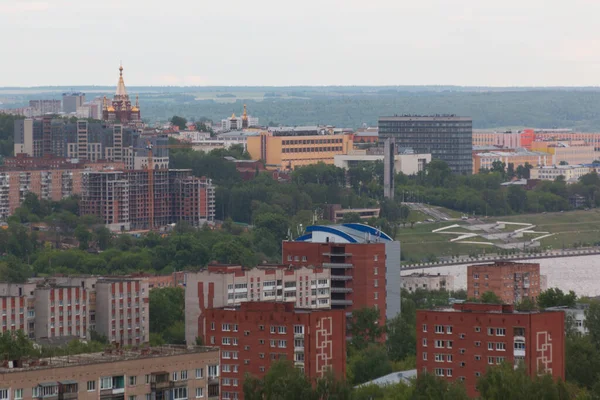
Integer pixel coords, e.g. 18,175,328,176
295,223,392,243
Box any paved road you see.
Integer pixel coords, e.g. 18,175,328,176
405,202,452,220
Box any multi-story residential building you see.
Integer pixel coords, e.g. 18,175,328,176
184,265,331,346
531,141,597,166
378,115,473,175
29,100,61,116
283,223,401,321
246,130,354,170
472,131,522,149
33,285,89,340
402,273,455,293
472,150,551,174
204,302,346,400
417,303,564,397
62,92,86,114
467,262,542,304
94,279,150,346
546,304,589,335
530,165,591,182
13,119,34,157
0,345,220,400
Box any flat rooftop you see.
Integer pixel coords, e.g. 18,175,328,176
1,345,219,373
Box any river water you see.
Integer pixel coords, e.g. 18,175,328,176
402,255,600,297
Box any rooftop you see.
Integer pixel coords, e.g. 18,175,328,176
296,223,393,243
356,369,417,388
0,345,218,373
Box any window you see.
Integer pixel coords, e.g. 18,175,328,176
100,377,113,390
496,357,505,364
208,365,219,378
278,326,287,334
422,324,427,332
0,390,8,400
270,326,276,334
173,388,187,400
223,351,231,359
435,340,444,348
222,323,231,331
278,340,287,348
423,338,427,347
447,369,453,377
496,328,506,336
195,388,204,398
459,333,465,339
14,389,22,400
422,352,427,360
129,396,137,400
435,354,444,362
435,368,444,377
172,372,178,381
294,325,304,334
222,337,231,345
196,368,204,379
476,372,481,377
475,326,481,333
447,341,453,349
474,274,479,279
270,339,276,347
129,376,137,386
496,343,506,351
223,378,231,386
87,381,96,391
374,280,378,288
487,328,494,336
460,349,466,355
488,342,494,350
210,322,215,331
447,354,453,362
446,326,453,334
374,292,378,300
514,342,526,350
488,356,494,365
475,341,481,347
475,355,481,361
435,325,444,334
181,370,188,380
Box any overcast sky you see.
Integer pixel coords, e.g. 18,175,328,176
1,0,599,87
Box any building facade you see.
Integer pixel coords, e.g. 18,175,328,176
246,131,354,170
416,303,565,397
530,165,591,182
467,262,542,304
284,223,402,321
184,265,331,346
378,115,473,174
62,92,86,114
204,302,346,400
0,346,220,400
29,100,61,116
402,273,455,293
334,151,431,176
472,150,551,174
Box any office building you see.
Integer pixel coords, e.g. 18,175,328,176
283,223,401,321
204,302,346,400
0,345,220,400
530,165,591,182
184,264,331,346
402,273,455,292
246,129,354,170
334,150,431,176
530,141,596,166
62,92,86,114
378,115,473,174
467,262,542,304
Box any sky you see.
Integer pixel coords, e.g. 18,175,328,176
1,0,600,87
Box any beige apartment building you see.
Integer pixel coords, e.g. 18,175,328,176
0,345,221,400
401,273,455,292
184,265,332,345
33,285,90,341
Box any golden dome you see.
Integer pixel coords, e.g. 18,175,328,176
107,106,115,112
131,107,139,112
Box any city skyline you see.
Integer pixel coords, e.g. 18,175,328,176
1,0,600,87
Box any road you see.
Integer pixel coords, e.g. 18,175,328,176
405,202,453,221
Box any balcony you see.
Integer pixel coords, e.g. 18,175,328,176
331,299,353,306
331,275,352,281
514,349,526,357
322,263,353,269
150,372,171,391
322,252,352,257
208,376,220,385
330,287,353,293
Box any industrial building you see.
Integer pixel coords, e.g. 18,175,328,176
378,115,473,174
417,303,565,398
184,264,331,346
204,302,346,400
466,262,542,304
283,223,401,321
0,345,220,400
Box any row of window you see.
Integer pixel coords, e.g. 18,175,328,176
228,279,329,289
281,147,343,153
213,324,304,335
281,138,344,145
424,325,508,337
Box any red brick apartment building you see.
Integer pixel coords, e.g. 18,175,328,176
417,303,565,398
282,241,387,325
204,302,346,400
467,261,542,304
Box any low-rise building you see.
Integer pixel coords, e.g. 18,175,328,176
204,302,346,400
531,141,597,166
0,345,220,400
473,150,551,174
334,150,431,175
402,273,455,292
417,303,565,397
530,165,591,182
184,265,331,346
467,262,542,304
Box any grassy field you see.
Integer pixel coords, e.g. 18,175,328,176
398,209,600,262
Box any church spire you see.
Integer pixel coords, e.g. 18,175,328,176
116,64,128,98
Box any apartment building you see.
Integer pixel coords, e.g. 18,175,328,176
204,302,346,400
33,285,89,341
402,273,455,292
416,303,565,397
0,282,34,336
0,345,220,400
467,262,542,304
184,265,331,346
283,223,402,321
531,141,597,166
530,165,591,182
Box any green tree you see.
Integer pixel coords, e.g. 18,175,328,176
585,301,600,350
347,344,392,385
387,314,416,361
479,291,503,304
411,372,469,400
171,115,188,130
341,212,362,223
243,360,315,400
538,288,577,308
149,287,185,343
566,334,600,390
348,307,384,351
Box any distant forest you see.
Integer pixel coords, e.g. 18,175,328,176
4,86,600,130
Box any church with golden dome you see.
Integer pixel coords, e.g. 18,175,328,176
102,65,141,123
